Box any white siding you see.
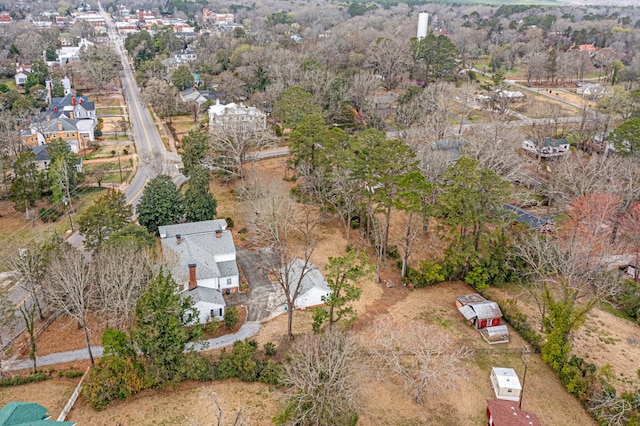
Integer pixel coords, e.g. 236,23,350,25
198,277,219,290
220,275,239,290
194,300,225,323
214,252,236,262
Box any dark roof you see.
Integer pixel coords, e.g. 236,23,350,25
31,145,49,161
543,137,568,147
503,204,552,229
486,400,541,426
49,94,93,111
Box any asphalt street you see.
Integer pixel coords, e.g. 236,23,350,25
99,2,184,207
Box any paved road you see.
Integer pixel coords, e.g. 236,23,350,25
229,248,278,322
99,2,184,206
4,322,261,372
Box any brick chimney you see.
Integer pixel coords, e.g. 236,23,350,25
188,263,197,290
71,96,76,106
215,229,222,238
57,121,62,131
69,111,74,119
176,234,181,244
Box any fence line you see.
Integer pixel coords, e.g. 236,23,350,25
1,310,57,355
57,366,91,421
470,346,537,355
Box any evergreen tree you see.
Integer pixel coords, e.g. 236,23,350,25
47,139,80,206
184,166,217,223
436,157,510,284
181,130,209,176
77,190,132,249
171,65,194,91
133,271,201,387
272,86,323,130
136,175,184,234
312,250,369,333
10,152,43,214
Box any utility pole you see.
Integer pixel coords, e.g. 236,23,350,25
520,347,530,410
59,159,74,232
117,152,123,183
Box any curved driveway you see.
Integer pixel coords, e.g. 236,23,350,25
4,322,261,372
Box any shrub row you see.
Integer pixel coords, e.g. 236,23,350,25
0,372,46,387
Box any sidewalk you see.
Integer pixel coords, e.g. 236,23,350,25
3,322,261,372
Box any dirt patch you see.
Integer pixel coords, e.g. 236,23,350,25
0,378,78,417
573,308,640,392
67,380,281,425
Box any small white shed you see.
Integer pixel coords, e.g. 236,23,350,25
490,367,522,402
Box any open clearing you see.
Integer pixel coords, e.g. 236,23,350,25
0,157,624,425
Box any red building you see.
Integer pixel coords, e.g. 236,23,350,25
486,400,541,426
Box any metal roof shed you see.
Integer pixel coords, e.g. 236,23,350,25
490,367,522,402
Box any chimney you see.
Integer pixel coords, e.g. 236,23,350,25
46,115,50,121
69,111,74,119
57,121,62,131
188,263,197,290
215,229,222,238
176,234,181,244
71,96,76,106
79,98,83,104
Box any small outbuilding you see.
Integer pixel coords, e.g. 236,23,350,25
486,399,541,426
490,367,522,402
456,294,503,329
284,259,332,309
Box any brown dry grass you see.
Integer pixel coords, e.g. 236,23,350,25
0,157,606,425
486,284,640,394
68,380,280,425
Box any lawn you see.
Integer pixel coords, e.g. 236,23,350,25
0,188,107,269
84,143,132,160
96,106,123,116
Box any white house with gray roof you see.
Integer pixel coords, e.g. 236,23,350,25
159,219,239,323
283,259,332,309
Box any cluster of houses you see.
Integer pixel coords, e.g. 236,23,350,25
158,219,330,324
20,93,96,156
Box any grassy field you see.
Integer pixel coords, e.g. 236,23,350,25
96,106,123,116
0,188,107,269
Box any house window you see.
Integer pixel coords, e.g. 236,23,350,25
226,278,232,286
219,308,223,317
507,389,512,393
210,309,215,318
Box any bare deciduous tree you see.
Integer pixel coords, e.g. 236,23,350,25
247,179,318,339
367,37,409,90
461,118,525,183
10,245,46,321
93,246,152,329
45,243,95,365
190,388,247,426
280,331,360,425
369,319,470,405
348,71,381,114
207,118,274,181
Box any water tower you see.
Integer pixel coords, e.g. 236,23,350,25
417,12,429,39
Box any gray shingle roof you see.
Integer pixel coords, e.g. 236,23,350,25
183,286,225,306
159,220,236,283
284,259,331,298
503,204,552,229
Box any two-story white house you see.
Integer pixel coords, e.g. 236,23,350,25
208,100,267,131
159,219,240,324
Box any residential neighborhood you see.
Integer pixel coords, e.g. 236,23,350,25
0,0,638,425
